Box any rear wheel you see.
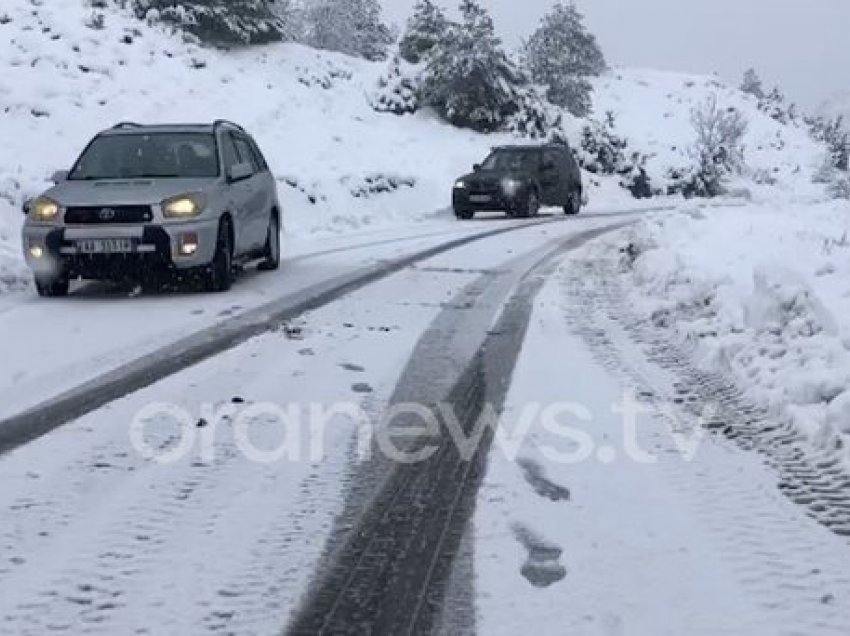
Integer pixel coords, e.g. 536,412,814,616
564,190,582,215
258,213,281,271
35,273,69,297
204,220,233,292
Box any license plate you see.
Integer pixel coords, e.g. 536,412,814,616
469,194,491,203
77,238,133,254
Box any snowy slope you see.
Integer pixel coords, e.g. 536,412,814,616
0,0,833,297
592,69,826,201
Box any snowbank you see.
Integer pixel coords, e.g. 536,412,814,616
593,200,850,466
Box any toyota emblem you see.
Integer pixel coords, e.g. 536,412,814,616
98,207,116,221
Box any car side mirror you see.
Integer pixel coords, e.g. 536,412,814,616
50,170,69,183
473,163,481,172
228,162,252,182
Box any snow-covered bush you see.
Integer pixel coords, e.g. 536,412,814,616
370,56,421,115
758,86,799,126
345,173,417,198
306,0,393,61
398,0,450,64
131,0,289,45
669,95,748,198
740,68,765,100
418,0,534,133
504,86,564,140
522,2,605,117
576,113,653,197
829,174,850,200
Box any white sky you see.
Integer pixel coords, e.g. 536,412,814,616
382,0,850,109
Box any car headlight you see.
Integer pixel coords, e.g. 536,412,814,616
30,197,61,222
501,178,522,197
454,179,466,189
162,193,206,219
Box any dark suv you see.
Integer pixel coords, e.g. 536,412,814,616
452,143,583,219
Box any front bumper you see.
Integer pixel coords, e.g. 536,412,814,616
22,219,219,280
452,187,524,213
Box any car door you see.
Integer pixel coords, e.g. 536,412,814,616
219,132,253,256
232,134,268,251
540,148,566,205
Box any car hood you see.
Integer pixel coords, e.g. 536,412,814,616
458,170,532,185
44,178,217,207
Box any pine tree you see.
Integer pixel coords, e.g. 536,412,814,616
133,0,289,45
398,0,450,64
523,2,605,116
307,0,393,61
420,0,528,132
740,68,764,99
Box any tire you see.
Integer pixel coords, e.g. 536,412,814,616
523,190,540,218
204,220,233,292
455,208,474,220
35,273,69,297
258,213,281,271
564,190,582,215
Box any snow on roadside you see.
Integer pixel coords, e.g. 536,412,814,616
473,257,850,635
586,200,850,468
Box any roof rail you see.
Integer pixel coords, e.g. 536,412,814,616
111,121,142,129
213,119,245,133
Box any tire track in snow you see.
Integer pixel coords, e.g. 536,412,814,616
0,217,567,457
560,256,850,635
287,225,626,635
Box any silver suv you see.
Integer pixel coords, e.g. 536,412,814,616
22,120,282,296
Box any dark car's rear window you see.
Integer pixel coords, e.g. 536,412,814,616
69,132,219,180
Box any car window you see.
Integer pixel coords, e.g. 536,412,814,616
543,149,563,168
480,150,540,172
220,133,241,174
246,137,269,172
233,136,259,174
69,133,219,180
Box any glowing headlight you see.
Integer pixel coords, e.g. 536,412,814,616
30,197,60,222
453,179,466,189
162,193,206,219
501,178,522,197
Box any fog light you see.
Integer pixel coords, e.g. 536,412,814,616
178,232,199,256
28,244,45,259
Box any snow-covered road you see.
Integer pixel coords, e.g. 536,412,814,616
2,207,850,636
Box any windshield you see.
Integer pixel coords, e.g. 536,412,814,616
69,132,219,180
480,149,541,172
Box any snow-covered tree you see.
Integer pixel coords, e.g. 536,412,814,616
132,0,290,44
419,0,529,132
740,68,765,99
670,94,748,197
523,2,606,116
398,0,450,64
306,0,393,61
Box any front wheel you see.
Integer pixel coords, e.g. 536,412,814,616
35,273,69,297
204,220,233,292
455,208,474,220
258,214,281,271
564,191,582,215
523,190,540,218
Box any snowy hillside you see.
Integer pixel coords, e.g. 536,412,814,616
0,0,833,295
591,69,826,201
